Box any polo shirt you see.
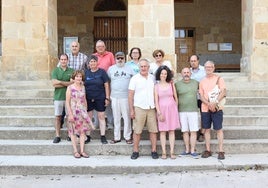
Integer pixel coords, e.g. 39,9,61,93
51,67,74,100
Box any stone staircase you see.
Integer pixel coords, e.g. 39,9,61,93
0,73,268,175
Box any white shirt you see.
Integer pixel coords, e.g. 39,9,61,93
149,60,172,75
128,73,155,109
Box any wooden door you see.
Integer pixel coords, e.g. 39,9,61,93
175,28,195,72
94,17,127,54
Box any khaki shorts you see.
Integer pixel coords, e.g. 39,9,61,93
54,100,66,116
133,107,158,134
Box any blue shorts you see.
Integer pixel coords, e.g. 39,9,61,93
201,110,223,130
87,98,106,112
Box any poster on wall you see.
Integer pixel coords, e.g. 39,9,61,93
219,43,232,51
208,43,218,51
63,37,78,54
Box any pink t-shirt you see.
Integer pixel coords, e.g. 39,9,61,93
199,74,226,112
94,51,115,72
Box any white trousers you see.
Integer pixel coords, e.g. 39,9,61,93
110,97,132,140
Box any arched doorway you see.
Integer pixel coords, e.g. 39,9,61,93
93,0,127,54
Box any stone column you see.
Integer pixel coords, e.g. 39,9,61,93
241,0,268,81
128,0,176,71
0,0,58,80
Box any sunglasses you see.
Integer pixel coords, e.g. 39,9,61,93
155,54,162,57
116,57,124,60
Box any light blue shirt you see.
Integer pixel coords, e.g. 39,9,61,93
190,65,206,82
126,60,139,75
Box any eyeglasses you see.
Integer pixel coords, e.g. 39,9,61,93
155,54,162,57
116,57,124,60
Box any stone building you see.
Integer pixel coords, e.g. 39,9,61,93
0,0,267,81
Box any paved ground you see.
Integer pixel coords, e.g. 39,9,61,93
1,169,268,188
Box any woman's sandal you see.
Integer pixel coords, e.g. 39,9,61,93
74,152,81,158
170,153,176,159
80,152,89,158
110,139,121,144
161,153,167,159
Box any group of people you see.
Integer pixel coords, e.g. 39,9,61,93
51,41,226,160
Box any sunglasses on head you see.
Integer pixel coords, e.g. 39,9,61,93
116,57,124,60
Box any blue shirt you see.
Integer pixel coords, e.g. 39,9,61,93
190,65,206,82
126,60,140,75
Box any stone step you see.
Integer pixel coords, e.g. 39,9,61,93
0,126,267,140
0,139,268,156
0,98,53,105
223,105,268,115
1,104,267,116
225,97,268,105
0,115,267,127
0,89,54,98
1,153,267,175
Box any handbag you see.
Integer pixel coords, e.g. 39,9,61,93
208,76,226,111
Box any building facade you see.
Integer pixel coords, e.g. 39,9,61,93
0,0,267,81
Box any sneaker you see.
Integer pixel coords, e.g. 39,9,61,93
191,152,199,157
218,152,225,160
100,136,108,144
85,135,91,144
151,151,159,159
53,137,61,143
201,150,212,158
180,151,190,156
131,152,139,160
67,136,71,141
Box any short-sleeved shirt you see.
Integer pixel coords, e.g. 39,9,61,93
93,51,115,72
175,79,199,112
84,68,109,100
128,73,155,109
199,74,226,112
67,52,88,70
126,60,140,75
190,65,206,82
107,64,134,99
51,67,74,100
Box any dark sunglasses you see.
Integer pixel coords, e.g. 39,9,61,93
116,57,124,60
155,54,162,57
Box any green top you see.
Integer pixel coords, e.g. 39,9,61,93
175,79,199,112
51,67,74,100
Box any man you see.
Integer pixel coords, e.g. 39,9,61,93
175,67,199,157
107,52,134,144
94,40,115,130
199,60,226,160
58,41,91,143
189,54,206,142
128,59,159,160
51,54,74,143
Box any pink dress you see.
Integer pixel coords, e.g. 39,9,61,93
68,85,92,135
156,84,180,131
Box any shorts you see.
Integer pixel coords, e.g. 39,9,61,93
87,98,106,112
54,100,66,116
133,107,158,134
179,112,199,132
201,110,223,130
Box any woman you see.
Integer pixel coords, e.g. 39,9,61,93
66,70,94,158
150,49,172,75
154,66,180,159
84,55,110,144
126,47,142,75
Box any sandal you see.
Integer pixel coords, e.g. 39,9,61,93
125,139,133,144
161,153,167,159
110,139,121,144
74,152,81,158
80,152,89,158
170,153,176,159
